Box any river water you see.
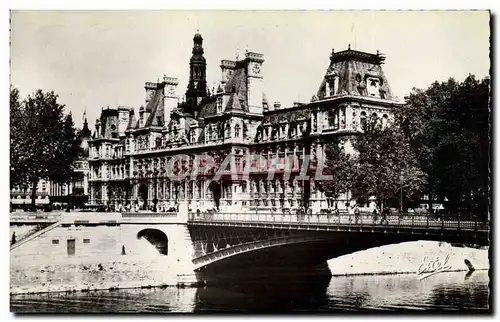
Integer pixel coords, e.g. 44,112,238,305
10,270,490,313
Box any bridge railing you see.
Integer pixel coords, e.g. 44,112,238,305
188,212,489,231
121,212,177,218
10,213,62,222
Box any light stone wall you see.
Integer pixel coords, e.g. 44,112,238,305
327,241,489,276
10,223,197,294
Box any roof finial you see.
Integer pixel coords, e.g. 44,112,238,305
348,44,351,50
377,49,380,55
236,47,239,61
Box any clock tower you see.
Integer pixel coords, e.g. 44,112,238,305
245,51,264,114
186,32,208,109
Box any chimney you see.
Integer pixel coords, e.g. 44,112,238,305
144,82,157,104
163,76,179,127
273,101,281,110
220,60,236,86
95,119,101,137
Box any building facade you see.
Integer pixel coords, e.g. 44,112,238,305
88,33,403,213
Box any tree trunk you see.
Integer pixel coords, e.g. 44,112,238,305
30,178,38,211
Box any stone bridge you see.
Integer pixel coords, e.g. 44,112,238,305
187,212,489,274
11,209,489,279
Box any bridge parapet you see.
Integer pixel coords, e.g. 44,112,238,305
188,212,489,232
121,212,180,224
10,213,62,224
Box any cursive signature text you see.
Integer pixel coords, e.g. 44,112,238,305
417,253,453,280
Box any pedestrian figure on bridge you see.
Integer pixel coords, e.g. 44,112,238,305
380,208,389,225
372,207,379,224
354,204,360,224
11,232,16,245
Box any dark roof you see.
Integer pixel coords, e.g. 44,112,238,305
224,65,247,109
330,49,385,65
318,59,394,100
144,88,164,127
225,93,243,111
197,98,217,119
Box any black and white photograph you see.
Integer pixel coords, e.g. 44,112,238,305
8,9,491,313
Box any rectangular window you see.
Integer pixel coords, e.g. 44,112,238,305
67,239,76,256
52,239,59,245
83,239,90,244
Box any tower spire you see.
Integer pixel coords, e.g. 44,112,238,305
186,31,207,108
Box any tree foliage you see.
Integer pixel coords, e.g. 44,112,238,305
317,119,426,211
396,75,490,215
10,88,80,209
316,136,356,199
351,120,427,209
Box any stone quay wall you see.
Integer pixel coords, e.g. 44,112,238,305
327,240,489,276
10,218,198,295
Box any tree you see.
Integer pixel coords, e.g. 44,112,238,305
351,120,427,211
397,75,490,216
318,119,426,212
10,89,80,210
10,86,27,188
316,136,357,201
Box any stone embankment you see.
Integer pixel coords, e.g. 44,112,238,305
327,241,489,276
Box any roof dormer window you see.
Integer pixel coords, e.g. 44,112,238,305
367,77,381,97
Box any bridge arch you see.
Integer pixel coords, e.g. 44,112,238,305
137,228,168,255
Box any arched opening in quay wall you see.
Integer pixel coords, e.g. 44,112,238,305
137,228,169,255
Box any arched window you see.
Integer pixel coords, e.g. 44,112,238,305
367,78,380,97
382,114,389,128
328,110,337,128
256,127,263,142
242,122,248,138
217,97,223,113
206,126,212,141
360,111,367,130
225,123,231,138
289,122,297,138
211,124,218,140
234,124,241,138
271,125,279,140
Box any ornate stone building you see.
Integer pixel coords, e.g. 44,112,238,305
88,33,403,212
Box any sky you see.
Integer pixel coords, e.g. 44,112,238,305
10,10,491,129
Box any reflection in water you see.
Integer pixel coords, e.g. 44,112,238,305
324,270,489,311
11,271,489,312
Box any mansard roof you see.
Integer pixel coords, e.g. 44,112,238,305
225,92,248,112
144,87,164,128
224,63,247,107
317,48,395,101
196,97,217,119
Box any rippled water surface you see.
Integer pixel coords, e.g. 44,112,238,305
11,270,490,313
